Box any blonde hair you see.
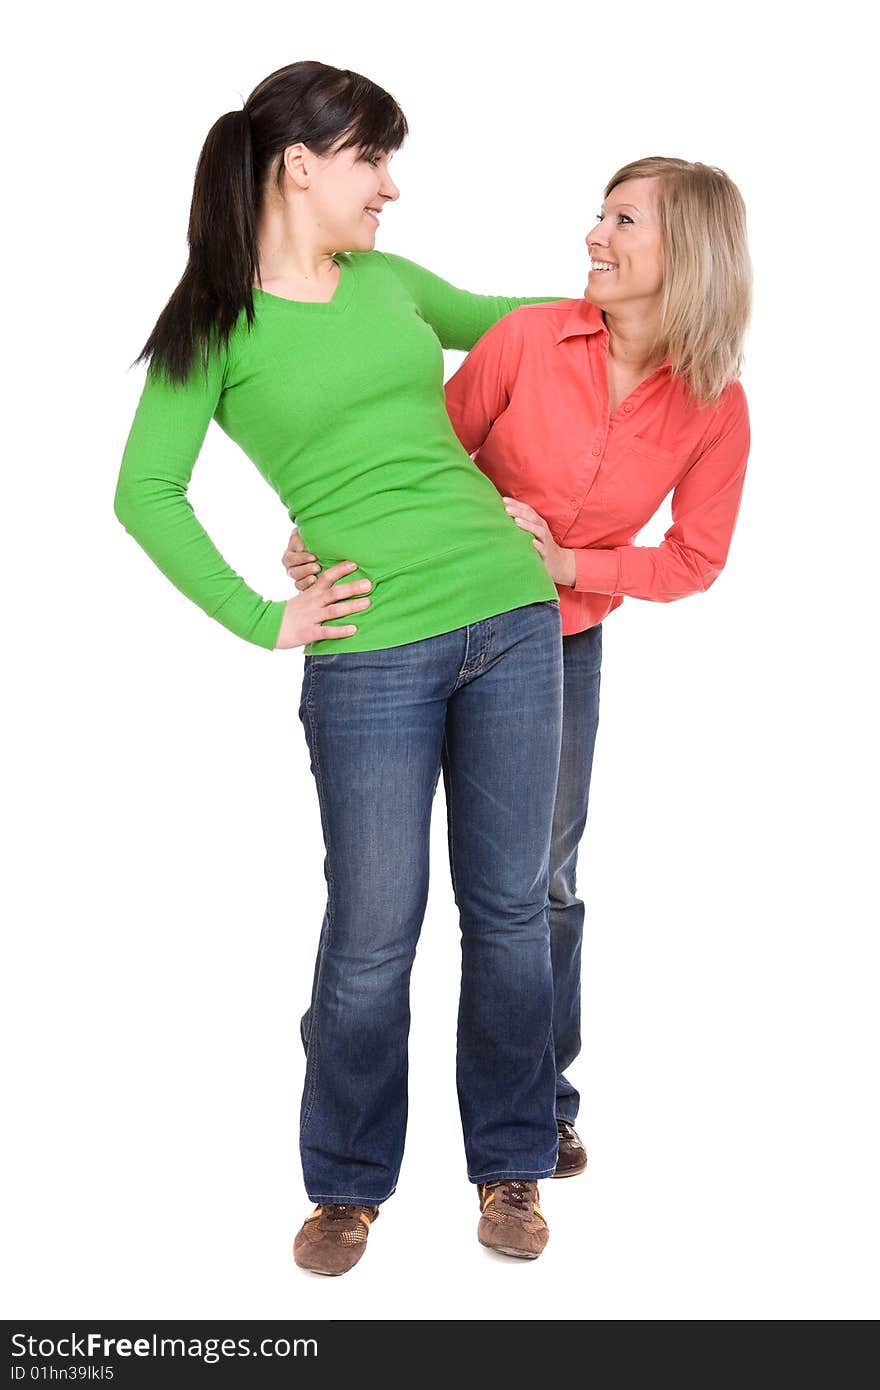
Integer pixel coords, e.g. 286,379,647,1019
604,156,752,408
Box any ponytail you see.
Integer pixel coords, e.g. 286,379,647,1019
132,106,258,387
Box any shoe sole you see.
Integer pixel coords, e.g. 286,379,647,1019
552,1160,588,1178
478,1238,543,1260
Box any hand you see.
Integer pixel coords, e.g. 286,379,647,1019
274,561,373,649
282,527,322,590
502,497,575,588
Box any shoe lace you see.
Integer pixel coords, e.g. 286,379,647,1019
323,1204,362,1222
321,1203,377,1223
497,1180,532,1211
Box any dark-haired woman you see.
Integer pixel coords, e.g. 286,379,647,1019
285,155,753,1192
114,60,566,1274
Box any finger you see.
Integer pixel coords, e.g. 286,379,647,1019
503,498,538,520
283,549,315,567
513,516,541,538
319,561,362,584
328,596,372,617
296,575,319,591
287,561,320,582
284,530,309,555
507,504,541,526
313,624,359,639
320,576,373,601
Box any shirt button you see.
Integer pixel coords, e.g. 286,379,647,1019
623,403,633,413
591,445,601,456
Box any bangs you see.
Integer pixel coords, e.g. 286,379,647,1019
331,81,409,159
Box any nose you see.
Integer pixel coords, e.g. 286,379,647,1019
382,172,400,202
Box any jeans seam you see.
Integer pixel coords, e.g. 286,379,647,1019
454,623,471,687
442,730,459,902
300,659,333,1136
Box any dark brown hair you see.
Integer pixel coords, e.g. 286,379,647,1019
133,61,408,386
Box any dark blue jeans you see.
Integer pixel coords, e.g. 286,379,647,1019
551,623,603,1124
297,601,564,1205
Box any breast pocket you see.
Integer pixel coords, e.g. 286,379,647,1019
600,438,682,528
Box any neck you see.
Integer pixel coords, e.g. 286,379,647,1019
254,200,336,284
602,304,663,375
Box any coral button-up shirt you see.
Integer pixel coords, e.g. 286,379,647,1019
443,297,750,637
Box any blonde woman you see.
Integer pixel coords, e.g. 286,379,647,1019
285,156,753,1174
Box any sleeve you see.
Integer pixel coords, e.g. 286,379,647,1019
572,386,751,601
379,250,563,351
113,347,288,651
443,311,524,453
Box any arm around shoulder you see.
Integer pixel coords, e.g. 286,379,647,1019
378,250,563,351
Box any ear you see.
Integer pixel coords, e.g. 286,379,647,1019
281,142,312,191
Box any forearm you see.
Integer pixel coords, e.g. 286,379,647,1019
113,474,287,648
569,538,724,601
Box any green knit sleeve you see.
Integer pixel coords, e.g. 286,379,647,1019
113,345,287,652
378,251,564,351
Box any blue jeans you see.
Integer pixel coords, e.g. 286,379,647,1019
551,623,603,1125
297,601,564,1205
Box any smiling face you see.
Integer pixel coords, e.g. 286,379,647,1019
306,143,400,251
585,176,664,310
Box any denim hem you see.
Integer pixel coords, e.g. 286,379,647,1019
468,1166,557,1183
306,1184,397,1206
555,1111,579,1125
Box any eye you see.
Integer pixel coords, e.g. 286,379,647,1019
595,212,633,224
363,153,382,167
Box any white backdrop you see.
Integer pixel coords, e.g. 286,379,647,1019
3,0,877,1321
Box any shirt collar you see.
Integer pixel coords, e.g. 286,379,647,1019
555,297,673,377
555,298,607,344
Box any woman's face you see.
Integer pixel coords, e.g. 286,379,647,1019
307,144,400,251
585,176,664,310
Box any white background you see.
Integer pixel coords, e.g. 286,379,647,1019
3,0,877,1321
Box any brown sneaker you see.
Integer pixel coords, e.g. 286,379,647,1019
293,1203,380,1276
554,1121,588,1178
477,1180,549,1260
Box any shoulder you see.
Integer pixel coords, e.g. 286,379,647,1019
710,376,748,410
507,297,598,339
705,378,749,429
345,250,419,278
512,298,589,321
484,298,584,339
343,251,438,299
687,376,750,458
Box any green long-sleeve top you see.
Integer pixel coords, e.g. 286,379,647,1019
114,251,559,654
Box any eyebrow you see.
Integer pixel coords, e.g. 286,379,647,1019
601,203,640,214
